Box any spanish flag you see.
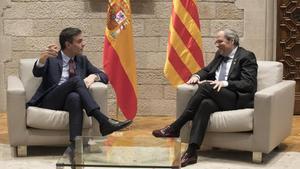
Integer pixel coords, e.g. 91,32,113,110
164,0,205,86
103,0,137,120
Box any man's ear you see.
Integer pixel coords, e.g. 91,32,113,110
65,41,71,48
231,39,235,45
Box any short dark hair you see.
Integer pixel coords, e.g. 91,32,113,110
59,27,82,50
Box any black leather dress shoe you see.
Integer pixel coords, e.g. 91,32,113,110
152,125,180,138
100,119,132,136
181,151,198,167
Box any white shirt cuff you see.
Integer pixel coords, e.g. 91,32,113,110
36,59,45,67
193,74,200,80
94,74,101,81
222,81,228,87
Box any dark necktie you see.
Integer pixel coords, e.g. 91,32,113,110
68,59,76,78
218,57,230,81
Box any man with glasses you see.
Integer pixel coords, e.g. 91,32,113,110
153,29,258,167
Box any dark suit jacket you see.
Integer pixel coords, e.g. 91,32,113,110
27,51,109,107
195,47,258,108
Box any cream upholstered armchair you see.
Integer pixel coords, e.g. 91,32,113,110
177,61,295,163
6,59,108,156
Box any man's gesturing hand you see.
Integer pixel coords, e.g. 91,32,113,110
186,75,200,84
210,80,225,92
84,74,97,88
39,44,59,64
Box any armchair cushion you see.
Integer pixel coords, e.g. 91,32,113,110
207,108,253,132
26,106,92,130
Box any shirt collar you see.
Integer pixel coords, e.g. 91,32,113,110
228,47,238,59
61,51,72,63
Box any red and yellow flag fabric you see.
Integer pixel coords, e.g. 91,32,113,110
103,0,137,120
164,0,205,86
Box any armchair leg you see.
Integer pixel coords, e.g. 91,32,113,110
17,146,27,157
10,146,17,157
275,143,283,150
252,152,262,163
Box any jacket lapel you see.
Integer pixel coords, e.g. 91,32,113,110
57,51,63,73
228,47,240,78
211,55,224,73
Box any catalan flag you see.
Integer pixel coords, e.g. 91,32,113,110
164,0,205,86
103,0,137,120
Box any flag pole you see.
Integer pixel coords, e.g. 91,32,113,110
115,102,119,120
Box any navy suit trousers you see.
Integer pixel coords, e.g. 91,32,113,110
40,76,105,141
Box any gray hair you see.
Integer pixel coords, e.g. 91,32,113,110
223,29,239,46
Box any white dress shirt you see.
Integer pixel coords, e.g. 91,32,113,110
192,47,238,87
215,47,237,86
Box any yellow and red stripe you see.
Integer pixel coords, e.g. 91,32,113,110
103,0,137,120
164,0,205,86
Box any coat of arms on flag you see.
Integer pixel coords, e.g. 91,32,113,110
107,0,131,39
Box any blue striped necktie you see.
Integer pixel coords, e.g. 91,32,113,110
218,57,230,81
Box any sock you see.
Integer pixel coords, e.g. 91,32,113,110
187,143,199,155
169,122,182,133
69,141,75,150
90,109,110,127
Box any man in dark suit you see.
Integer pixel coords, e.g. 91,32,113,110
27,27,132,149
153,29,258,167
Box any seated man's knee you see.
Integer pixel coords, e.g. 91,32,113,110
66,92,81,103
200,99,218,112
201,99,215,106
65,92,83,113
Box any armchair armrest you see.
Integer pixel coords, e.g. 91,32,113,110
89,82,108,135
89,82,108,114
253,80,295,153
7,76,26,95
176,84,198,117
176,84,199,142
7,76,27,146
